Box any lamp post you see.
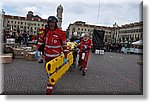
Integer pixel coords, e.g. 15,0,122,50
1,9,5,35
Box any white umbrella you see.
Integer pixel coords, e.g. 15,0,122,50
131,40,143,45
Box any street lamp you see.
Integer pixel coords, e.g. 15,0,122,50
1,9,5,35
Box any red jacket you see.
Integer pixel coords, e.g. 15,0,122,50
37,28,67,59
80,38,93,52
37,28,46,48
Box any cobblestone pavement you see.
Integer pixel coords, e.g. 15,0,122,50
2,52,143,95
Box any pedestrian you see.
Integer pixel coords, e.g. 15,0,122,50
18,33,23,45
70,32,80,66
70,32,79,42
22,32,28,45
78,33,85,67
36,28,46,63
37,16,68,95
79,33,93,76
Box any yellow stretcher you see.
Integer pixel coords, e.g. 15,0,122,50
45,42,78,86
45,52,74,86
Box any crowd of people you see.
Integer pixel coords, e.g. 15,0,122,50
3,30,38,46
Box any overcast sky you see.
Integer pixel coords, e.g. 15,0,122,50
0,0,142,30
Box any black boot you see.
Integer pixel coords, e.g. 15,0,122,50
79,66,82,71
82,70,85,76
82,68,87,76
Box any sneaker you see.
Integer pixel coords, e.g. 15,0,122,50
82,69,87,76
46,85,53,95
38,59,43,63
79,66,82,71
84,68,87,72
46,89,52,95
82,71,85,76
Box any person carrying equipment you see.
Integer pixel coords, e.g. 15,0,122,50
69,32,80,68
79,33,93,76
37,16,68,94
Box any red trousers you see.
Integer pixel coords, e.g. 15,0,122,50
45,57,55,95
79,51,90,70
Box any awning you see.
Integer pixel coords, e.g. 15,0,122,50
131,40,143,45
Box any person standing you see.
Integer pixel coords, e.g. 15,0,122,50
37,16,68,95
79,33,93,76
69,32,80,66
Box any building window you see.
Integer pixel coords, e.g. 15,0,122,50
140,34,143,39
15,21,16,24
34,27,36,30
38,24,40,26
135,29,138,33
81,28,83,31
78,28,80,30
11,21,13,23
18,22,20,24
139,29,143,32
85,29,86,31
25,22,26,25
21,22,23,24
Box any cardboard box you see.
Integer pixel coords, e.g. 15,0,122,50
25,52,37,61
27,44,37,51
4,43,20,48
95,50,104,55
137,60,143,65
21,47,32,51
0,53,13,64
13,48,25,58
32,45,38,51
6,38,15,44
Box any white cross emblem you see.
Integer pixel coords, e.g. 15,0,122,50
54,40,57,43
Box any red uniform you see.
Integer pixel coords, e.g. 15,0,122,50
37,28,67,61
37,27,67,95
44,28,67,60
31,35,36,41
37,28,46,49
79,38,93,71
38,16,68,95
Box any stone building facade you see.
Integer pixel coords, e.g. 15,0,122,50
3,11,47,35
67,21,143,43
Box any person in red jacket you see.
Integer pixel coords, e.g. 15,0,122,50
79,33,93,76
37,16,68,94
36,28,45,63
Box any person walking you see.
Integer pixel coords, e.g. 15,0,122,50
37,16,68,94
79,33,93,76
